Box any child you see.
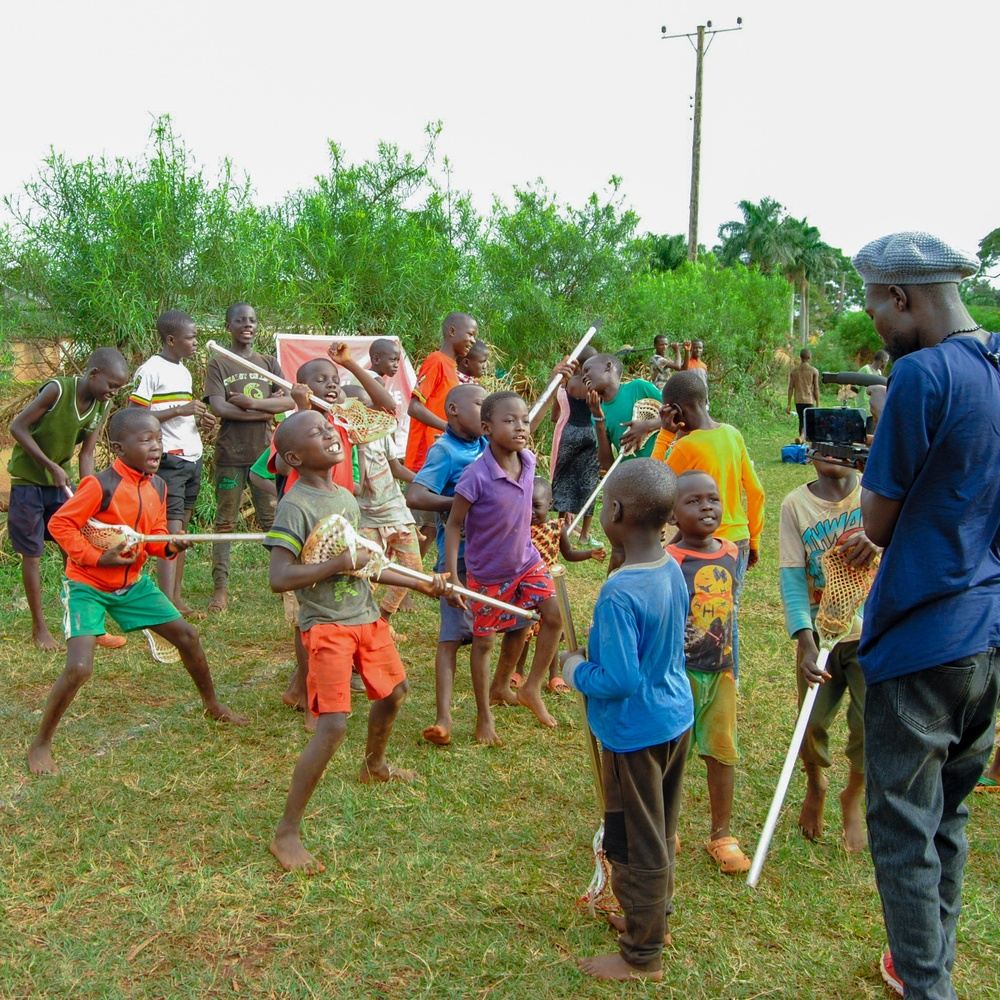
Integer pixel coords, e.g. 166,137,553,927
27,409,247,775
130,310,215,614
581,354,663,470
457,339,489,383
657,370,765,677
562,459,694,981
205,302,288,613
404,311,478,473
8,347,130,651
779,452,879,851
513,476,605,692
665,471,748,873
265,410,445,874
551,345,600,545
445,391,564,737
786,347,821,443
406,383,488,745
650,335,683,389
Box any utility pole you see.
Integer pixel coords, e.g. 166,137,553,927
662,18,743,262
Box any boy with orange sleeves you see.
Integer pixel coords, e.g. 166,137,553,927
657,371,764,677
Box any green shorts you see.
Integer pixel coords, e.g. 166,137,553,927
687,667,739,765
61,576,181,639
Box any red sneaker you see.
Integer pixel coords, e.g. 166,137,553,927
96,633,127,650
880,951,904,996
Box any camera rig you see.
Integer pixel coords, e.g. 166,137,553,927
802,371,889,470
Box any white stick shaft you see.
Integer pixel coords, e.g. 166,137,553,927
205,340,335,413
140,533,267,544
350,533,539,621
567,449,627,535
527,324,599,422
746,648,829,888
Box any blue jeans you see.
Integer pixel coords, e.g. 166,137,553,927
865,649,999,1000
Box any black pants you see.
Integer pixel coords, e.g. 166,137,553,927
795,402,810,437
602,730,690,970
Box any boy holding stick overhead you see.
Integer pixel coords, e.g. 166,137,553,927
445,391,564,735
265,410,446,874
562,459,693,981
27,409,247,776
8,348,130,651
779,452,879,851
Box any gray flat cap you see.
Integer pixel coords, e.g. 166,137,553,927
853,231,979,285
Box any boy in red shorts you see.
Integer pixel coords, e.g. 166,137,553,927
265,410,446,874
444,391,564,739
27,409,247,776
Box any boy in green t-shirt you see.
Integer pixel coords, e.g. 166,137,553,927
581,354,662,469
7,348,130,650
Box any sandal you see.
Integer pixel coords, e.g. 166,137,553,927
705,836,751,874
973,776,999,793
546,677,571,695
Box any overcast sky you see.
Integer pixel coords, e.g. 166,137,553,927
3,1,998,263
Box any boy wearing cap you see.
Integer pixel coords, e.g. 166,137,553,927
854,230,1000,999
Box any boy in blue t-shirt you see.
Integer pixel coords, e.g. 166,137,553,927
405,384,487,745
563,458,693,982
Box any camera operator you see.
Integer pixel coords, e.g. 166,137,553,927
853,231,1000,998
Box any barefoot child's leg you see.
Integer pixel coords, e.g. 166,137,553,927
489,628,529,702
28,635,97,774
799,762,829,840
359,681,417,782
472,635,501,744
23,555,58,651
423,640,460,745
270,713,348,873
151,618,248,725
516,596,560,728
840,640,867,851
841,770,866,852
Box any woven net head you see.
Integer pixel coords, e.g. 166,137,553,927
329,398,397,445
623,397,664,455
301,512,390,581
815,544,879,645
78,520,139,552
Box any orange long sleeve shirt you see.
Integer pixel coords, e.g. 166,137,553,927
48,458,174,592
662,424,765,548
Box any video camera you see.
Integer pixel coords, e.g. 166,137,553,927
802,371,889,470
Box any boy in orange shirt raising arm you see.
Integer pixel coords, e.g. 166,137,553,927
28,409,247,776
658,371,764,677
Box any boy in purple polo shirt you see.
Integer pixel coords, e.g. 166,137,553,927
445,391,563,738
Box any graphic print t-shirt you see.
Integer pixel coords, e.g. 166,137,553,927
205,351,283,465
666,541,738,673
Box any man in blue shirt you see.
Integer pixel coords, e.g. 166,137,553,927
854,231,1000,1000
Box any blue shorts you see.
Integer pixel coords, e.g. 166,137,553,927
438,560,472,645
8,485,66,557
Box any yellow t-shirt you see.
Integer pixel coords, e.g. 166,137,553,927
662,424,765,547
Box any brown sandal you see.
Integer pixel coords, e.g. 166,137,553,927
705,836,751,874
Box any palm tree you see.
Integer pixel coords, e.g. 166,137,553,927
716,198,796,273
780,217,837,344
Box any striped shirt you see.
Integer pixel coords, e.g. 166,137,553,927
130,354,202,461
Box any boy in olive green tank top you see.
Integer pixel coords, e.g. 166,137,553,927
7,348,130,650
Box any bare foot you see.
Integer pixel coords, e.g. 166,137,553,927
798,770,828,840
606,913,672,947
205,702,249,725
515,687,558,728
489,685,519,707
422,724,452,746
208,590,228,613
32,627,60,652
397,595,416,613
474,719,502,746
269,832,325,873
28,742,58,775
173,597,195,616
840,786,866,853
303,708,317,734
577,954,662,981
359,762,417,784
282,689,305,710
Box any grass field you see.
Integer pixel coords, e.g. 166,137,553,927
2,414,997,999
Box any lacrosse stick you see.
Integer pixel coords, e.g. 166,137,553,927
205,340,395,445
527,322,601,423
747,545,878,887
567,397,663,535
552,564,619,918
302,513,540,622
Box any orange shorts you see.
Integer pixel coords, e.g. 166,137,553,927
302,618,406,715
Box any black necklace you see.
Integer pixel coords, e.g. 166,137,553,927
942,325,981,341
